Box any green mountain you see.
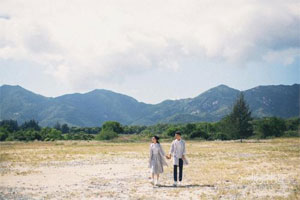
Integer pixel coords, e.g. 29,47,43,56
244,84,300,118
133,85,240,124
0,85,51,123
54,89,149,126
0,84,299,126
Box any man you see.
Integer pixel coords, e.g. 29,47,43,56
166,131,188,186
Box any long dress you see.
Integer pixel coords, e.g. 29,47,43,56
149,143,168,174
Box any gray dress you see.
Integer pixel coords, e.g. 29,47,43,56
149,143,168,174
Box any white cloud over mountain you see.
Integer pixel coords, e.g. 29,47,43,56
0,0,299,91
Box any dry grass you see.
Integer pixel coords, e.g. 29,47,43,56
0,138,299,199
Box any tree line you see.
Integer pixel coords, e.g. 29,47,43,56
0,93,299,142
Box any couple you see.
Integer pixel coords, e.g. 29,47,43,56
149,131,188,186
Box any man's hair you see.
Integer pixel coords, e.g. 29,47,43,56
175,131,181,136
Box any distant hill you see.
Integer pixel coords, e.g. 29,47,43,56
0,84,299,126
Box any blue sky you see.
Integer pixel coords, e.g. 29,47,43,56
0,0,299,104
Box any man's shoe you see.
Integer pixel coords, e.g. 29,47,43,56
173,181,177,187
178,181,182,186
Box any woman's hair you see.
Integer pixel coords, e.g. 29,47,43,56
153,135,160,143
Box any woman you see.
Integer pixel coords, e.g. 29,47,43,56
149,136,168,186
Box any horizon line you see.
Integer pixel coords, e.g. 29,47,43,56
1,83,299,105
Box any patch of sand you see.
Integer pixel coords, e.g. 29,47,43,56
0,139,299,199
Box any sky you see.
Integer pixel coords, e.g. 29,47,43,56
0,0,299,104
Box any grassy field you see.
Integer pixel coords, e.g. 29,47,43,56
0,138,299,199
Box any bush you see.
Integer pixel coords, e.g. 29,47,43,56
140,130,154,138
189,130,208,139
65,132,95,140
163,127,178,137
96,129,118,140
14,131,26,141
5,134,14,141
253,117,286,139
101,121,124,134
44,137,55,141
285,118,300,131
20,120,41,131
212,132,228,140
0,131,8,141
24,130,41,141
282,130,299,137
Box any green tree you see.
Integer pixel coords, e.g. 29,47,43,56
0,127,9,141
54,122,61,131
24,130,41,141
101,121,124,134
124,125,147,134
163,126,178,137
20,120,41,131
47,129,63,140
253,117,286,138
95,129,118,140
0,120,19,132
61,123,70,133
13,130,25,141
223,92,253,142
184,123,196,136
189,124,209,139
40,127,63,141
285,118,300,131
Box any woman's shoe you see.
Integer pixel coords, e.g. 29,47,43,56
149,179,154,185
156,180,160,186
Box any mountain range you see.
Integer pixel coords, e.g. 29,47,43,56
0,84,299,127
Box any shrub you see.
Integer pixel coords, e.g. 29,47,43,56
253,117,286,139
212,132,228,140
189,130,208,139
282,130,299,137
101,121,124,134
0,131,8,141
96,129,118,140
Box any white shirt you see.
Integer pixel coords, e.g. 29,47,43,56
175,139,183,158
170,139,185,159
169,139,188,165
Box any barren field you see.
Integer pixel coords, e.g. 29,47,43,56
0,138,299,199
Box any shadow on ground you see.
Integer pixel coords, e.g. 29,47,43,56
155,184,215,188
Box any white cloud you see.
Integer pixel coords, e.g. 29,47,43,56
0,0,299,91
263,48,300,66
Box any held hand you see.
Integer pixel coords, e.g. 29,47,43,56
182,155,185,159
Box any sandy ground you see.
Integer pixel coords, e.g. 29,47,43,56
0,138,299,199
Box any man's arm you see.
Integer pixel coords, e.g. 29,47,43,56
183,141,186,155
182,140,186,159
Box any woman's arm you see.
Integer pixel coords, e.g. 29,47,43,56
168,141,174,157
159,144,166,156
149,144,153,167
